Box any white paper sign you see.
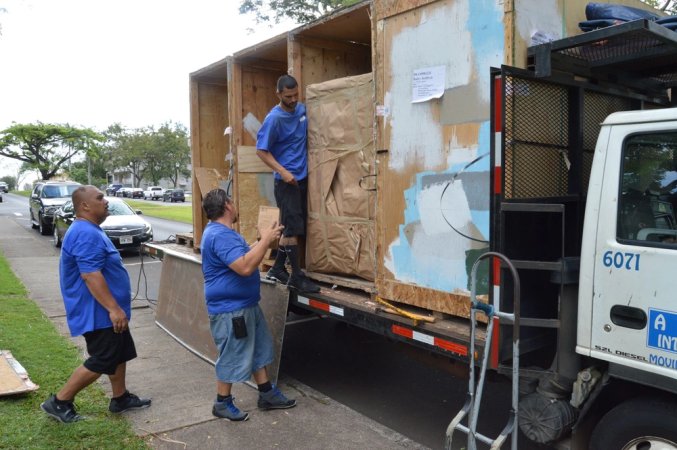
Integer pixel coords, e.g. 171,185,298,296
412,65,446,103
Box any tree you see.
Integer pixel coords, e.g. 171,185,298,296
0,123,104,180
239,0,359,24
154,122,191,188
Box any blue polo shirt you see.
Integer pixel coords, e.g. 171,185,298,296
201,222,260,315
59,219,131,337
256,103,308,181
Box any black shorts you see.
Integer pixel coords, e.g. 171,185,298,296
274,178,307,237
82,328,137,375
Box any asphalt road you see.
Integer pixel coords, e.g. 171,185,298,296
0,192,550,450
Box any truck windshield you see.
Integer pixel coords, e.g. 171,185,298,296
41,185,79,198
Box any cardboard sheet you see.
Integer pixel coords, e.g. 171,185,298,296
0,350,39,396
257,206,280,249
305,73,376,281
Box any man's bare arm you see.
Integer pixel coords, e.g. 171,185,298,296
256,150,296,185
81,271,128,333
229,222,284,276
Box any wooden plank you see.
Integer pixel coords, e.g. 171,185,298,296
288,37,304,102
237,145,272,173
377,279,487,322
375,0,437,21
305,271,377,294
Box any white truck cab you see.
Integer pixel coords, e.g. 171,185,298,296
579,109,677,382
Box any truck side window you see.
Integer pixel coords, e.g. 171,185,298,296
618,132,677,245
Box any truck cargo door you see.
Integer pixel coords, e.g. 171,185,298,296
590,120,677,381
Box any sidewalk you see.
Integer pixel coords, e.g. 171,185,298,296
0,217,427,449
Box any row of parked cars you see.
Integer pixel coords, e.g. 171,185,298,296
105,184,186,202
29,181,153,251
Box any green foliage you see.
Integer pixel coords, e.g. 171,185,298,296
239,0,360,24
0,123,105,180
1,175,16,190
124,199,192,224
104,122,190,188
0,253,147,450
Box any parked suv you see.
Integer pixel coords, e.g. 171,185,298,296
29,181,81,235
163,189,185,202
0,181,8,193
105,183,123,196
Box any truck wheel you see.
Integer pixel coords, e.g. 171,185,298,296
589,397,677,450
39,214,51,235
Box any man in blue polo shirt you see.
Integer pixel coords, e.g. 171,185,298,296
40,185,150,423
256,74,320,293
201,188,296,421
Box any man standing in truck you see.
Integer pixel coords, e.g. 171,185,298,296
201,188,296,421
256,74,320,293
41,185,151,423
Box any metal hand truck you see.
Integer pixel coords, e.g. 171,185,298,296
445,252,521,450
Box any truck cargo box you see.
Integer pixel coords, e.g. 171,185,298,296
188,0,660,319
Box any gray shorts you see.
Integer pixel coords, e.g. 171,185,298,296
209,304,274,383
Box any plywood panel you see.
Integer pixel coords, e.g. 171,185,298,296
237,145,273,173
375,0,496,315
377,279,487,322
236,67,281,242
238,173,275,244
191,80,229,248
240,68,281,147
300,40,371,91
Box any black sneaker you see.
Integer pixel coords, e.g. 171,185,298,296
258,386,297,410
41,394,84,423
287,274,320,293
266,267,290,285
109,391,151,413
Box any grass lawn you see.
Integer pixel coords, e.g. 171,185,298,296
11,190,31,197
0,252,148,449
124,199,192,224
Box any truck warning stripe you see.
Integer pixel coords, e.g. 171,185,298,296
392,324,468,357
297,295,344,317
493,76,502,133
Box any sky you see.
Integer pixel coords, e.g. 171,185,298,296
0,0,293,180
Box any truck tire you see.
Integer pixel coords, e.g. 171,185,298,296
39,213,51,235
589,396,677,450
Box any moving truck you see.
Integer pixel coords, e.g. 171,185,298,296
145,1,677,448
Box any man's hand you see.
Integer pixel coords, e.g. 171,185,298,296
260,221,284,246
281,169,297,185
109,307,129,333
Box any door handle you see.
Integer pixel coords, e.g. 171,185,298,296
610,305,647,330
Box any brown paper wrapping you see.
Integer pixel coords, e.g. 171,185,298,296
305,73,376,281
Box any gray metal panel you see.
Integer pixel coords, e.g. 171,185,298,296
154,252,289,384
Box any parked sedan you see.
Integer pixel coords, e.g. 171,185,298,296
129,187,144,199
53,197,153,251
163,189,185,202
